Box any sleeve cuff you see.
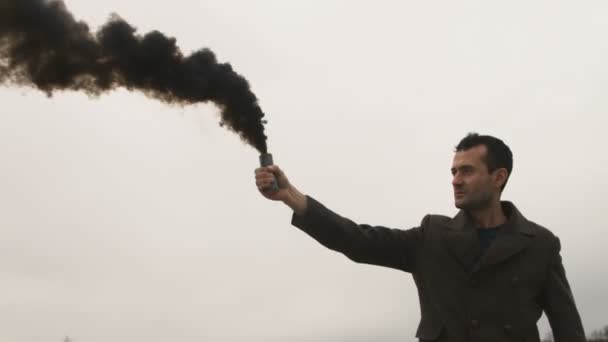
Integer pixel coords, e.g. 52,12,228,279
291,195,324,232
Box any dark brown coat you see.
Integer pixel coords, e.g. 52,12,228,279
292,196,586,342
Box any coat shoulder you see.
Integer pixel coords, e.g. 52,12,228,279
525,219,559,242
420,213,453,230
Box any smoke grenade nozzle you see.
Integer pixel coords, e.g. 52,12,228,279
259,153,279,192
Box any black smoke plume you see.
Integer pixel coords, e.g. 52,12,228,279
0,0,269,153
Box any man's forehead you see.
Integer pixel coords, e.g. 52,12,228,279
452,145,487,166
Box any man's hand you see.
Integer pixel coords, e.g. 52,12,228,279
255,165,290,201
254,165,308,215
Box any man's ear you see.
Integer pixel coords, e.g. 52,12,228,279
493,168,508,188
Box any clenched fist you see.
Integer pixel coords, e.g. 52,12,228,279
255,165,291,201
254,165,308,215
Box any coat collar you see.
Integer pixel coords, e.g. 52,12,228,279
442,201,535,273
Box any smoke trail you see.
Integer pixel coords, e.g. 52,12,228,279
0,0,269,153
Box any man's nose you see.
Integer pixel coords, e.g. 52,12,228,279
452,174,463,186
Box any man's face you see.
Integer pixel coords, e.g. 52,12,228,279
451,145,497,211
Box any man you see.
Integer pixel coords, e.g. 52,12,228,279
254,133,586,342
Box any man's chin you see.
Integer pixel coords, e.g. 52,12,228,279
454,197,467,209
455,198,474,210
455,196,493,211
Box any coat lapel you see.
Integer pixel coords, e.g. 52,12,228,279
442,210,480,272
476,203,535,272
476,231,530,271
442,202,535,274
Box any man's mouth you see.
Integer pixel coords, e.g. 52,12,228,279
454,191,466,197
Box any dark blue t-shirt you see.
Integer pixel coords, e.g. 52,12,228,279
477,226,501,255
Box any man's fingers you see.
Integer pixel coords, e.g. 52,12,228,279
255,171,271,179
255,166,283,176
258,182,277,194
255,173,275,182
266,165,283,175
254,165,284,196
256,177,275,186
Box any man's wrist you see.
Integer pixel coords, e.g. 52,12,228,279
284,187,308,216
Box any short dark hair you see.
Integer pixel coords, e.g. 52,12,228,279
455,132,513,192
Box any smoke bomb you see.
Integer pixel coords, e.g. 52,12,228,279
259,153,279,192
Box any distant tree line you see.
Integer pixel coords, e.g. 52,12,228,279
62,325,608,342
542,325,608,342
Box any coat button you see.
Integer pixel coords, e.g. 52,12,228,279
504,324,513,334
471,319,480,330
511,276,519,286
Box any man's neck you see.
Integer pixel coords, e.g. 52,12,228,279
468,201,507,228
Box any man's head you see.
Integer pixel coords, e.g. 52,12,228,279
451,133,513,211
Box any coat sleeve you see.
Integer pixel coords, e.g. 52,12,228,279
539,236,586,342
291,196,425,272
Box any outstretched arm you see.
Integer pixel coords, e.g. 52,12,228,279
254,164,424,272
291,196,424,272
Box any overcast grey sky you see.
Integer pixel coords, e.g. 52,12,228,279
1,1,607,341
